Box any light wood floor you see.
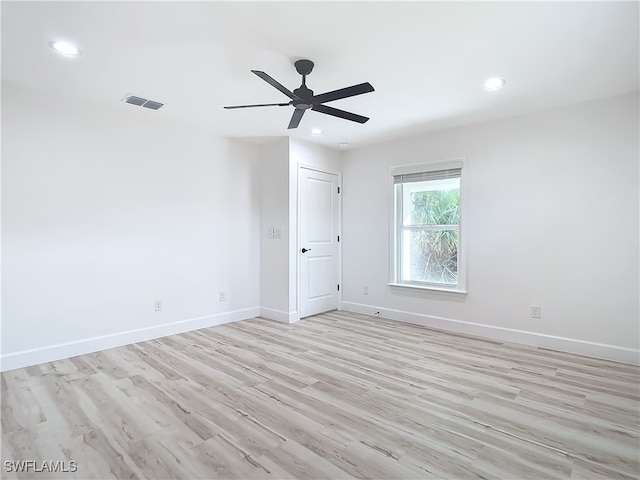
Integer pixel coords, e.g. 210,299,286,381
2,311,639,479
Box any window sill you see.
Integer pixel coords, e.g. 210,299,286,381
387,282,468,295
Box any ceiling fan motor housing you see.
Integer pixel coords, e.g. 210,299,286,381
293,86,314,109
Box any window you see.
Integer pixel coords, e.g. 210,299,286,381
391,160,465,292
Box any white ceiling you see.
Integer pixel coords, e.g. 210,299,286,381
2,1,638,150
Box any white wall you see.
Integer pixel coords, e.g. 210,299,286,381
257,139,293,322
342,93,639,364
1,83,261,370
5,81,635,368
289,139,343,174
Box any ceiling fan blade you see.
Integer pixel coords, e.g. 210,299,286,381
312,82,374,104
311,104,369,124
224,102,290,109
288,108,306,129
252,70,301,101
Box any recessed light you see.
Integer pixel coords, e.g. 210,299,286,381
310,128,323,135
483,77,505,91
49,41,82,56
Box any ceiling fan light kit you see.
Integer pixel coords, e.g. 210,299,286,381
224,59,374,129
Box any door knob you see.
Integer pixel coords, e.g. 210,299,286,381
301,248,311,253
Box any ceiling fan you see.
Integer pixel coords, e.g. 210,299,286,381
224,59,374,129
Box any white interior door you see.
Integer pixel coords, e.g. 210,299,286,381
299,167,340,318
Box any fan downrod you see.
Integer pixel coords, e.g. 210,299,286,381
294,59,314,76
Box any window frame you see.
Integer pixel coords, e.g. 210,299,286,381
389,158,467,294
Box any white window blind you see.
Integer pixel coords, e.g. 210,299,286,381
393,168,461,184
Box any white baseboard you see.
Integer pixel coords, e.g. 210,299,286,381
0,306,260,372
6,302,635,371
260,307,299,324
341,301,640,365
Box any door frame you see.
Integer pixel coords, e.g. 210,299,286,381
296,163,343,320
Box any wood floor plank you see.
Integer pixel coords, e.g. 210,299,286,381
1,312,638,479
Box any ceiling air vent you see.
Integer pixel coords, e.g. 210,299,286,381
123,94,164,110
142,100,163,110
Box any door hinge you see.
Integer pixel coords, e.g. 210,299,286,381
337,235,340,242
338,187,341,194
337,284,340,291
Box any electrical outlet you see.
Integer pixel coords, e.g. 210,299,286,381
219,291,226,302
531,305,541,319
363,286,369,295
154,300,162,312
